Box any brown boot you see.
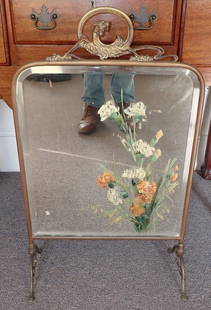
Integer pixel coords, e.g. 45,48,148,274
78,104,100,134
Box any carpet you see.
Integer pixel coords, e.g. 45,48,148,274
0,172,210,310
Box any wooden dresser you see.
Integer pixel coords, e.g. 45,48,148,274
1,0,211,178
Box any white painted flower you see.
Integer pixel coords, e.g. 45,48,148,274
122,167,146,179
119,137,128,148
132,139,155,157
97,100,119,121
107,188,123,205
124,102,146,118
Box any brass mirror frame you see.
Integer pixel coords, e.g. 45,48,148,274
12,60,205,300
11,6,205,301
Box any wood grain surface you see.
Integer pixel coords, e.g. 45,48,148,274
0,0,9,64
182,0,211,65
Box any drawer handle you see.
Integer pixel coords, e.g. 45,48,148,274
30,5,59,30
129,7,157,30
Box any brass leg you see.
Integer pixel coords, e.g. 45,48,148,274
168,242,188,300
29,242,42,300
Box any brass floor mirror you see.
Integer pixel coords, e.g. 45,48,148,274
12,7,205,300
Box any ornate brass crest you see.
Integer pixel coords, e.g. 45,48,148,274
46,7,178,62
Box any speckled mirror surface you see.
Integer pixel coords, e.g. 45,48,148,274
14,63,202,238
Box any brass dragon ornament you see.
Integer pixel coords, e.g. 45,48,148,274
46,7,178,62
75,20,133,60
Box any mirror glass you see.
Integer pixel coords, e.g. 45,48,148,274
15,64,201,237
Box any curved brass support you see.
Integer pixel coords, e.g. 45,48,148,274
29,242,42,300
168,242,188,300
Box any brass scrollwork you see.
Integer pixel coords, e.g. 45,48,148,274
46,6,178,62
76,7,134,59
168,242,188,300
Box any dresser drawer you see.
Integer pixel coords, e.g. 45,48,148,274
10,0,181,49
10,0,88,44
100,0,181,46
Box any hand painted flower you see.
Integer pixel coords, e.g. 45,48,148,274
170,165,179,182
124,102,146,118
170,173,178,182
97,100,119,121
154,149,162,159
174,165,179,172
120,137,128,148
107,188,123,206
134,193,154,204
122,167,146,179
155,130,164,141
137,180,157,194
129,204,145,216
97,171,115,188
132,139,155,157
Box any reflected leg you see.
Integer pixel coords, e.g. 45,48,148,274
111,72,135,104
81,72,105,107
79,72,105,133
111,72,135,131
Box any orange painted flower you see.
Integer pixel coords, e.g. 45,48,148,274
97,171,115,188
135,193,154,204
133,194,143,205
129,204,145,217
170,173,178,183
137,180,157,195
133,193,151,205
170,165,179,182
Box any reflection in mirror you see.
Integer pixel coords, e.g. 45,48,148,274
15,65,200,238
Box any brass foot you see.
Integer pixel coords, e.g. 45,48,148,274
168,242,188,300
29,242,42,300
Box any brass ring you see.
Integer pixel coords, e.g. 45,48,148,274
77,7,134,46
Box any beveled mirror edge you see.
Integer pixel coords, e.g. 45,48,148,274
12,60,205,242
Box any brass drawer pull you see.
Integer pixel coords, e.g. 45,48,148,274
30,5,59,30
129,7,157,30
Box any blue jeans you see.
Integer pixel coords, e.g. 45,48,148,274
81,72,135,107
